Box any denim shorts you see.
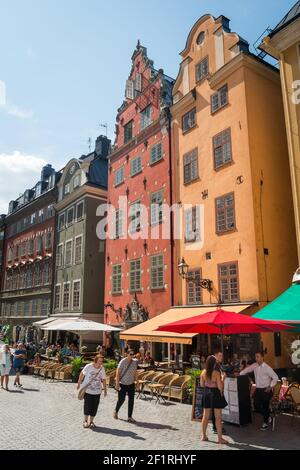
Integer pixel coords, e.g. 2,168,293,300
14,367,24,374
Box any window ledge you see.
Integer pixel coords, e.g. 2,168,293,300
184,176,200,186
182,124,198,136
211,101,229,115
214,160,234,172
216,228,237,236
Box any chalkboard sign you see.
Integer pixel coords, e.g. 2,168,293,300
191,376,204,422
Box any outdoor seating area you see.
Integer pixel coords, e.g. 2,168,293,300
32,360,73,382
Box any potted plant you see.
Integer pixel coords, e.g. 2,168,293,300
71,357,85,383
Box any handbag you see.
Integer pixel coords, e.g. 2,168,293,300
78,367,103,401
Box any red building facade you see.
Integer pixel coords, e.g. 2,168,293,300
104,43,175,353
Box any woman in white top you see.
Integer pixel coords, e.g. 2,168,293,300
0,344,12,391
77,354,107,429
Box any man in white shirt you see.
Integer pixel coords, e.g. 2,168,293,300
240,351,279,430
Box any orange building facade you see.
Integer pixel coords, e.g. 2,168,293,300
171,14,298,369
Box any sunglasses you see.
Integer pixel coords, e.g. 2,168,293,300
128,352,134,356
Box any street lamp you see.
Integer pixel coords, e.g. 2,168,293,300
178,257,213,292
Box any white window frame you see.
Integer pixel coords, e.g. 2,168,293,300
63,282,71,310
150,142,163,165
72,279,81,310
54,284,61,310
65,239,73,266
74,235,83,264
130,156,142,176
58,213,65,231
73,174,81,189
56,243,64,268
115,167,124,186
66,207,74,226
76,201,84,221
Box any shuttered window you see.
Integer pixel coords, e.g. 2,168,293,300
211,84,228,113
195,57,209,82
112,265,122,294
185,206,201,243
184,148,198,183
151,254,164,289
216,193,235,233
218,262,239,303
213,128,232,169
150,142,163,165
129,259,141,292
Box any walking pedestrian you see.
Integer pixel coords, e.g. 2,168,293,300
240,351,279,430
0,344,12,390
114,349,139,423
13,342,27,388
77,354,107,429
200,355,228,445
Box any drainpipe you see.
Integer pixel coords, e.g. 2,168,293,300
167,108,175,307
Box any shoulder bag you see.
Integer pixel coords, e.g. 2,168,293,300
78,367,103,401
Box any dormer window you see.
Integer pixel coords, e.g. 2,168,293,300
73,175,81,189
197,31,205,45
64,184,70,196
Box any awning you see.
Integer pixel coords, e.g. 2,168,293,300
120,304,254,345
33,317,74,328
254,284,300,330
42,319,121,333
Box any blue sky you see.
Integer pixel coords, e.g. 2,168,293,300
0,0,295,213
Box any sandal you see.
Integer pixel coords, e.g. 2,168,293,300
89,422,96,429
83,422,89,429
201,436,209,442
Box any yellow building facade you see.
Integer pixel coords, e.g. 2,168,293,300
260,1,300,264
171,14,298,369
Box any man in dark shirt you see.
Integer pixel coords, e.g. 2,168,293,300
13,343,27,388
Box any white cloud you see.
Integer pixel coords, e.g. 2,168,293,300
0,151,47,214
6,105,34,120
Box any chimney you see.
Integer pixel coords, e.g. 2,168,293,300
95,135,111,159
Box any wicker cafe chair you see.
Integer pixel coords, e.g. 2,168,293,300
168,375,191,403
158,373,180,398
143,372,165,393
54,365,72,381
42,362,58,379
48,364,66,380
106,369,117,387
289,387,300,424
39,362,55,379
33,361,48,377
269,381,283,430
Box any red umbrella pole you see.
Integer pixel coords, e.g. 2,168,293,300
220,325,224,357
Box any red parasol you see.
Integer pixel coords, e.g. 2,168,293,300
156,309,292,355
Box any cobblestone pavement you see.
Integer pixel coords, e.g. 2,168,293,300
0,375,299,450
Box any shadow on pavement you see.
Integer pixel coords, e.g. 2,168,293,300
134,421,179,431
212,414,300,451
21,388,40,392
90,426,146,440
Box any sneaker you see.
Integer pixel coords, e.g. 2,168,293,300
128,417,137,424
260,423,269,431
113,411,118,420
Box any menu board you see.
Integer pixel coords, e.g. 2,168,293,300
191,376,204,422
222,376,252,426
